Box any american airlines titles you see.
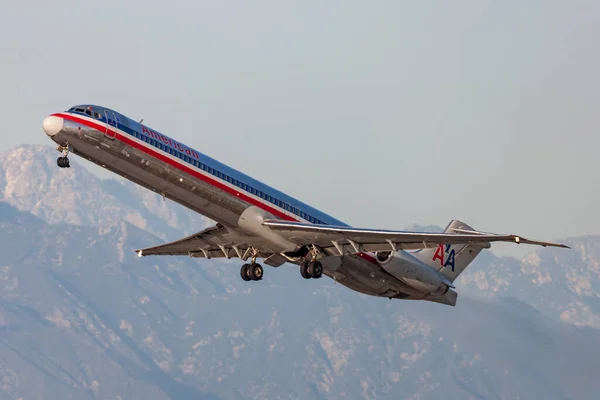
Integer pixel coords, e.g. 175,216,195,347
141,125,199,160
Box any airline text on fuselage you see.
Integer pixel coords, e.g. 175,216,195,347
141,125,199,160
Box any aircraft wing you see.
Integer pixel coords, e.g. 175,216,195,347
135,219,568,267
135,223,250,258
135,223,287,267
262,220,570,254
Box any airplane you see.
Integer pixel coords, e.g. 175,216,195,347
42,105,569,306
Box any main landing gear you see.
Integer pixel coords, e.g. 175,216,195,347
240,263,263,281
300,261,323,279
57,145,70,168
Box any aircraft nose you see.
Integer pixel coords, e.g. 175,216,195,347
42,115,64,136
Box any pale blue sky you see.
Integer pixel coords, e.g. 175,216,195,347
1,1,598,257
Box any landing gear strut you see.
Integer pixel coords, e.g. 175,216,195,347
300,261,323,279
240,263,263,281
57,145,70,168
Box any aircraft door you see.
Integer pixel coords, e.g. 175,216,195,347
104,110,117,139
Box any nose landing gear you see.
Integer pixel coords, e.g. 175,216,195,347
56,145,70,168
57,157,70,168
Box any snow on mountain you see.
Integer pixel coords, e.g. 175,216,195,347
0,144,211,241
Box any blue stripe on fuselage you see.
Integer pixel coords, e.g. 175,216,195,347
70,105,347,226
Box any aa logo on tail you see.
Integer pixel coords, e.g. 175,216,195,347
432,244,455,271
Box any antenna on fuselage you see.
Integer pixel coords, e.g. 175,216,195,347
139,119,143,124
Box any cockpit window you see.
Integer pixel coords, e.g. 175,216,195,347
67,105,113,122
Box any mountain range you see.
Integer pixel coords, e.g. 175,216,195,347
0,145,598,399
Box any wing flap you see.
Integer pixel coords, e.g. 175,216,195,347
135,223,252,259
262,219,570,254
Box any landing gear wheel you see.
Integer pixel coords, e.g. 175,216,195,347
308,261,323,279
240,263,263,281
57,157,70,168
240,264,251,281
249,263,263,281
300,261,311,279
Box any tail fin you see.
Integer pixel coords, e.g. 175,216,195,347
412,220,489,282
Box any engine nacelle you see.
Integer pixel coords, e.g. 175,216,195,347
376,250,449,294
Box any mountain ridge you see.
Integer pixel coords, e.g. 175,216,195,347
0,144,598,399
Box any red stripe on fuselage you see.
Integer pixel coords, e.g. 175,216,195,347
56,112,380,266
55,112,296,222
